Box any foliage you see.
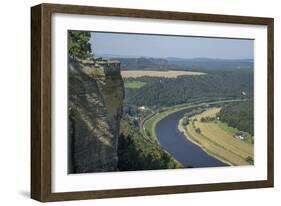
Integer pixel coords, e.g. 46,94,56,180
68,31,92,60
201,116,216,122
146,130,151,137
246,156,254,165
182,117,189,126
118,120,183,171
124,69,253,108
195,128,201,134
218,100,254,136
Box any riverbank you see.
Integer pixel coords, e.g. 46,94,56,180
155,107,227,167
143,105,192,143
178,107,254,166
143,99,244,144
178,118,233,166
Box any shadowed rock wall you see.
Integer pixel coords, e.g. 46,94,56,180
68,59,124,173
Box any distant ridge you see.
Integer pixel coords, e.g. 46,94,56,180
95,54,253,71
166,57,253,62
96,53,253,62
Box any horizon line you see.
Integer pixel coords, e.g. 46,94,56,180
95,53,254,61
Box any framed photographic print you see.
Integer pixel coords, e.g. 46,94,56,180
31,3,274,202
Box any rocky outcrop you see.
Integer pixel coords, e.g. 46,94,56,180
68,59,124,173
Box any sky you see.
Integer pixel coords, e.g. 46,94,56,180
90,32,254,59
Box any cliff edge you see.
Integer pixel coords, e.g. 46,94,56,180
68,59,124,173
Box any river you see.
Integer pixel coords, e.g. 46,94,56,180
155,108,228,168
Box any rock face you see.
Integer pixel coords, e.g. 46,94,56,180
68,59,124,173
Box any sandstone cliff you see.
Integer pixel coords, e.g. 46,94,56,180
68,59,124,173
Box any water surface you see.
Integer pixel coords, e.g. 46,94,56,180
155,108,227,168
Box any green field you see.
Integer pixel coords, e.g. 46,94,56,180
124,80,146,89
217,121,239,134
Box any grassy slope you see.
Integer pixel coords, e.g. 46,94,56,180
217,121,239,134
181,107,253,166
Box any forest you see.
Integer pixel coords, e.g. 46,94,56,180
218,100,254,136
124,69,253,109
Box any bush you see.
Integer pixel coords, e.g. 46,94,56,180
245,156,254,165
182,117,189,126
195,128,201,134
201,116,215,122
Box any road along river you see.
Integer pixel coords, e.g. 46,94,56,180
155,108,227,168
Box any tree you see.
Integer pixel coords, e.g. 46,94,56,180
200,117,206,122
245,156,254,165
195,128,201,134
182,117,189,126
68,31,92,60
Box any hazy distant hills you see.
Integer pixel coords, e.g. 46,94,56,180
115,57,169,70
96,54,253,71
166,57,253,71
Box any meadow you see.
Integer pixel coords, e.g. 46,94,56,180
124,80,146,89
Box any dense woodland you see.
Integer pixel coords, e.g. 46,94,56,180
118,120,182,170
218,100,254,136
124,69,253,108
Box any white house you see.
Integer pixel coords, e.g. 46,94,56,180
237,135,245,140
234,131,248,140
